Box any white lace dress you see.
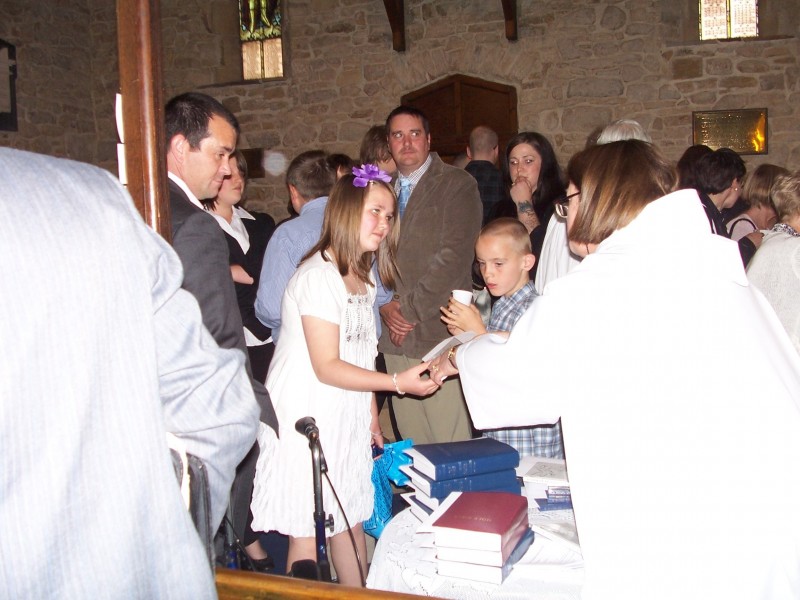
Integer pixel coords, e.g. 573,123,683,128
251,252,376,537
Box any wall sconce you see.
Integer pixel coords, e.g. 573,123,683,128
0,39,17,132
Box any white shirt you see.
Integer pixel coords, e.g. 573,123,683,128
168,171,203,209
210,206,253,255
747,227,800,354
535,213,582,293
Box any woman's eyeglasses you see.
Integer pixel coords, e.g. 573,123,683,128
554,191,581,218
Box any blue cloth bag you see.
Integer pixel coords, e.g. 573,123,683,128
363,439,414,539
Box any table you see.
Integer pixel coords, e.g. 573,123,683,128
367,507,584,599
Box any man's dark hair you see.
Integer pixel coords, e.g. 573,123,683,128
327,153,355,175
695,148,746,195
385,105,430,136
286,150,336,201
676,144,713,190
164,92,240,151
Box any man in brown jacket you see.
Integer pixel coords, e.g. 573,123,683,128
378,105,483,444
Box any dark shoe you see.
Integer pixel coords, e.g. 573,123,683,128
240,553,275,573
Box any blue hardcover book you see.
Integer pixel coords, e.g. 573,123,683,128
403,437,520,481
400,464,520,500
535,497,573,511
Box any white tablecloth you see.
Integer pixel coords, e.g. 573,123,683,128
367,508,584,599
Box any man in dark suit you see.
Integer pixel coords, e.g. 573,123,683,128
165,92,277,566
378,105,483,444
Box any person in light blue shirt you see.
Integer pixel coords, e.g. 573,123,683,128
255,150,336,344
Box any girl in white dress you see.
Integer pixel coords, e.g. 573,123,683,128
251,165,439,586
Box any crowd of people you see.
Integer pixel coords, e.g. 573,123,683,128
6,90,800,598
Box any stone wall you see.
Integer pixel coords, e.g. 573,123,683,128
2,0,798,220
163,0,800,217
0,1,100,163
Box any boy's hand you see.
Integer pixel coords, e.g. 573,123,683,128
440,299,486,335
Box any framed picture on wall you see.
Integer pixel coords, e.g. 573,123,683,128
692,108,767,155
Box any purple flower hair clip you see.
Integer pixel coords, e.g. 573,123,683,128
352,163,392,188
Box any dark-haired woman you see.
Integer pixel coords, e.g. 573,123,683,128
489,132,565,281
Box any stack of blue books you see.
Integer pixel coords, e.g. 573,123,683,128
400,437,521,513
534,486,573,511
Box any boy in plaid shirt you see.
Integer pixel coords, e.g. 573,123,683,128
440,218,563,458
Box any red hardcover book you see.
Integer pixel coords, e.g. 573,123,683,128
432,491,529,552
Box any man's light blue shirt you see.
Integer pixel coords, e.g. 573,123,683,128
373,263,393,338
255,196,327,343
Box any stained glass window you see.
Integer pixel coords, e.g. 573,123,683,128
700,0,758,40
239,0,283,80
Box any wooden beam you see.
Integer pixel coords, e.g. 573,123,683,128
501,0,518,41
215,568,429,600
117,0,171,240
382,0,406,52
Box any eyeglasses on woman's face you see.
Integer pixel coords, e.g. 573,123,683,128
554,191,581,218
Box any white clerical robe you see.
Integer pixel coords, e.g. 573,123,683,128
458,189,800,600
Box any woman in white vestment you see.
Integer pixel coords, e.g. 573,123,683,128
431,140,800,600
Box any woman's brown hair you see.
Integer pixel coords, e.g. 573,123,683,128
567,140,676,246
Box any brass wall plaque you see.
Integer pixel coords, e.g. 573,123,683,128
692,108,767,155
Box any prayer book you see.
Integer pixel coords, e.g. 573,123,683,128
436,525,534,567
421,331,476,362
400,464,519,500
410,488,443,512
435,528,535,584
522,457,569,499
403,437,519,481
535,497,573,511
413,485,522,514
402,492,434,522
431,491,529,552
528,518,580,554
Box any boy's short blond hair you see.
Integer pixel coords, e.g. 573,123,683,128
478,217,532,256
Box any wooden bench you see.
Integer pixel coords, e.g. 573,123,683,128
216,568,437,600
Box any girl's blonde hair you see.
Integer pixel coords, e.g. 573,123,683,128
771,173,800,223
303,174,400,289
742,163,789,210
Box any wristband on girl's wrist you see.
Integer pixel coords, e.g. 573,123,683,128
392,372,405,396
447,346,458,368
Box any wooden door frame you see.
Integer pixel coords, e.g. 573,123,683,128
117,0,170,240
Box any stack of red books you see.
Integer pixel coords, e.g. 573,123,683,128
430,491,533,584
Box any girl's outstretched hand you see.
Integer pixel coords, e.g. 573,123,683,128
396,362,440,397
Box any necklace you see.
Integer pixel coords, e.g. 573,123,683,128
772,223,800,237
